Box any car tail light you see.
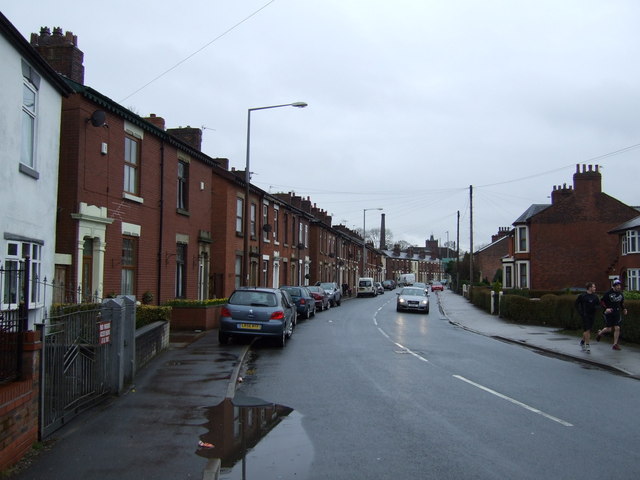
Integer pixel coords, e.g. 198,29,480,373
270,310,285,320
221,307,231,317
300,299,306,305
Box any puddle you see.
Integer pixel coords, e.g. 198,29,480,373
197,394,314,479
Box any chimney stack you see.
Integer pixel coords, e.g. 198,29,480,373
30,26,84,84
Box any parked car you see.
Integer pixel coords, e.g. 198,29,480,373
374,282,384,295
382,280,396,290
396,286,430,313
357,277,377,297
219,287,296,347
431,281,445,292
413,282,428,293
317,282,342,306
280,286,316,319
307,285,331,311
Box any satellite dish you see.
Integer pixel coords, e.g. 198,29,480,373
89,110,107,127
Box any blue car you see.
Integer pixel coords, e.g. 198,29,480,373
219,287,297,347
280,286,317,319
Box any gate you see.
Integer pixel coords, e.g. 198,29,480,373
42,307,112,438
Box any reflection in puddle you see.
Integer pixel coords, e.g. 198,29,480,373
197,394,313,479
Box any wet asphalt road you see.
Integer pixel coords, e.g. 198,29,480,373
231,290,640,480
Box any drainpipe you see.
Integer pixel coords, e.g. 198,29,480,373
157,142,165,304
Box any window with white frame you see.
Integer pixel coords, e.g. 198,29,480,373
628,269,640,291
2,240,42,308
273,208,279,243
622,230,639,255
235,256,242,289
176,243,187,298
504,265,513,288
121,237,137,296
299,222,304,247
177,160,189,210
250,204,256,238
262,204,269,242
518,262,528,288
21,80,37,169
124,136,140,194
516,226,528,253
236,198,244,234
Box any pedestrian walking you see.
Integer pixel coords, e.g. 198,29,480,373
575,281,599,352
597,279,627,350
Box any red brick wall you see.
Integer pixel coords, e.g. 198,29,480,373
530,194,638,290
0,332,42,471
57,93,218,304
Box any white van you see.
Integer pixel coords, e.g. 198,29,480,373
357,277,376,297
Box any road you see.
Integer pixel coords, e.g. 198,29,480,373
225,290,640,480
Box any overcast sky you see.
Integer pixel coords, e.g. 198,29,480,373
5,1,640,251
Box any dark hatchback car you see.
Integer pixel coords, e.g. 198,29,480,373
219,287,297,347
307,285,330,311
281,286,316,319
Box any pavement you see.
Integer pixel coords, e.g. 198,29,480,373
438,290,640,380
5,290,640,479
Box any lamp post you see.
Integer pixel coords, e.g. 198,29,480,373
243,102,307,286
362,208,382,278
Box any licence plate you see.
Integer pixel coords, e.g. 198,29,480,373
239,323,262,330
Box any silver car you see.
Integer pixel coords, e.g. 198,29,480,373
396,287,430,314
219,287,296,347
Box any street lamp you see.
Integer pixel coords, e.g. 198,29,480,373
243,102,307,286
362,208,382,278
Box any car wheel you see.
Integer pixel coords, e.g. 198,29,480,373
336,298,341,306
218,331,230,345
426,307,430,314
396,306,401,312
286,320,293,338
311,306,316,317
277,328,287,348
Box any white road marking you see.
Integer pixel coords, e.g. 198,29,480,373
375,302,573,427
453,375,573,427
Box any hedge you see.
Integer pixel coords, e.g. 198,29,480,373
136,305,172,329
491,288,640,344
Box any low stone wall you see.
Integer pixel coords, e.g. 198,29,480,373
135,321,169,372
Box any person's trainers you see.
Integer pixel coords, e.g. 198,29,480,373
581,342,586,351
612,344,622,351
585,344,591,353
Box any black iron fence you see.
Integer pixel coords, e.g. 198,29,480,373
0,262,28,383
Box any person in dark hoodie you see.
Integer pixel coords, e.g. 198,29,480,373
597,279,627,350
575,282,599,353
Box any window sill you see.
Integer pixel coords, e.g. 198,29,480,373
19,163,39,179
123,192,144,204
177,208,190,217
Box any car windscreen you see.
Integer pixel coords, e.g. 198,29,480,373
319,283,334,289
229,291,277,307
401,288,424,296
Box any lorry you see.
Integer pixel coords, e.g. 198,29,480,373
397,273,415,286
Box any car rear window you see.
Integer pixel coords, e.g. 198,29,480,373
283,287,302,296
359,280,372,287
229,291,277,307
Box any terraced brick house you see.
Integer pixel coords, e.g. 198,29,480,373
502,164,639,291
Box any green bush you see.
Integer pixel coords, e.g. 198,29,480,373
136,305,172,329
163,298,228,307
